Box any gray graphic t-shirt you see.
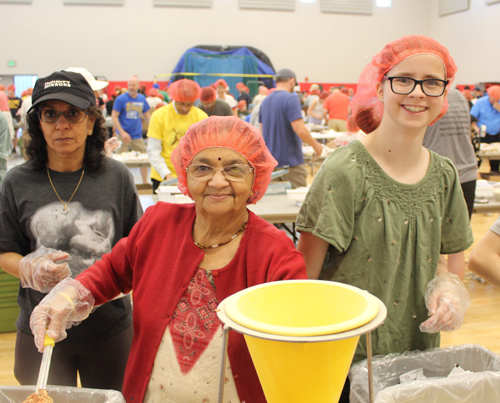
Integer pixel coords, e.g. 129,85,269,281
0,157,142,340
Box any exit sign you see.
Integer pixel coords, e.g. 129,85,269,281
7,61,16,67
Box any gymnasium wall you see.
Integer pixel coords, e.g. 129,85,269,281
0,0,497,86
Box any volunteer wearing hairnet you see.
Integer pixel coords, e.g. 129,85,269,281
296,36,473,399
0,70,141,389
198,86,234,117
147,79,208,193
30,116,307,403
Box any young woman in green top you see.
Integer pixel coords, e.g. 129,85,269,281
296,36,473,375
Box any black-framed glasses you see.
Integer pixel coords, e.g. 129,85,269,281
384,76,449,97
187,164,254,182
38,108,88,124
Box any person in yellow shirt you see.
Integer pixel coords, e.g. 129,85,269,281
147,79,208,193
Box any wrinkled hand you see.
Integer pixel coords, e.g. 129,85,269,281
19,247,71,293
104,137,121,156
30,278,95,352
419,272,471,333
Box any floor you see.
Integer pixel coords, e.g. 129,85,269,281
2,158,500,386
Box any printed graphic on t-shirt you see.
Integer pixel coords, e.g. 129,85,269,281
30,201,115,276
125,102,145,120
171,129,185,146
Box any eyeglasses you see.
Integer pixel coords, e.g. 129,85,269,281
186,164,254,182
38,108,88,124
384,76,449,97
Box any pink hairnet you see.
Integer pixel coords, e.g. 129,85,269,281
171,116,278,204
169,79,202,102
258,86,269,95
236,82,245,89
351,35,457,134
200,86,217,103
487,85,500,100
319,90,329,100
148,88,160,98
215,79,228,89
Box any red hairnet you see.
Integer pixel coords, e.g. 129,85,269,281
215,79,228,89
7,84,15,91
0,85,4,91
258,86,269,95
148,88,160,98
487,85,500,100
244,86,250,92
340,88,349,95
237,100,246,110
169,79,202,103
200,86,217,103
320,91,329,100
171,116,277,204
351,35,457,134
236,82,245,89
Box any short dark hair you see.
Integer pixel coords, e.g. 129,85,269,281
25,104,107,173
276,77,293,84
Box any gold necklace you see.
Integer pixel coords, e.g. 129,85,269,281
47,166,85,213
194,221,248,250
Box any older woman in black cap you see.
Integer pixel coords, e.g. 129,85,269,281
0,70,142,390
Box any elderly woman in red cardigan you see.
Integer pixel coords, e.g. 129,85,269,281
30,116,307,403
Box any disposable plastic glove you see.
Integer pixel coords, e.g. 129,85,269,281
419,272,471,333
30,278,95,352
104,137,121,156
19,247,72,293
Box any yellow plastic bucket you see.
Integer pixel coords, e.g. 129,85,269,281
220,280,384,403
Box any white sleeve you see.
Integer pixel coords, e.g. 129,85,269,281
147,137,171,179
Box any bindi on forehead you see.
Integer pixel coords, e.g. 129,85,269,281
218,157,221,161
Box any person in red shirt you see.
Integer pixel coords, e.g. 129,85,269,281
30,116,307,403
322,87,351,131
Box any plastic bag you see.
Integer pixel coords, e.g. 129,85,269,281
349,344,500,403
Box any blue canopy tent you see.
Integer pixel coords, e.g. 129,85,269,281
167,46,276,98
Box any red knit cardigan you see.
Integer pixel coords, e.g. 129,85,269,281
77,202,307,403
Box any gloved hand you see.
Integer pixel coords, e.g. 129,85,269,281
104,137,121,156
419,272,471,333
19,247,72,293
30,278,95,352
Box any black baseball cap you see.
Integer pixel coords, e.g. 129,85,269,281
28,70,96,113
